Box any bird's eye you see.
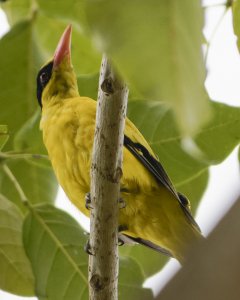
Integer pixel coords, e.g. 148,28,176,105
40,72,49,86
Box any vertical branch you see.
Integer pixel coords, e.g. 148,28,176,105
89,55,128,300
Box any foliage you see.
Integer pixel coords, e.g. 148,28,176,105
0,125,8,150
0,0,239,299
0,194,34,296
86,0,210,135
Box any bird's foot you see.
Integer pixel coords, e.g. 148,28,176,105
118,237,125,246
85,192,93,210
118,197,126,209
84,239,94,256
118,225,129,246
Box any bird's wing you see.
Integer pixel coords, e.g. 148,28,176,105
123,135,200,231
124,135,178,197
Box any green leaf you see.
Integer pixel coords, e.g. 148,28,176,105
23,204,88,300
0,194,35,296
120,244,168,279
0,160,57,212
233,0,240,52
1,0,31,26
23,204,152,300
0,20,42,149
86,0,210,135
0,113,56,213
0,125,9,150
14,110,45,154
13,110,52,169
77,73,99,99
119,256,153,299
37,0,88,30
195,101,240,163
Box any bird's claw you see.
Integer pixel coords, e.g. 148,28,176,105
85,192,93,210
118,197,126,209
118,237,125,246
84,239,94,256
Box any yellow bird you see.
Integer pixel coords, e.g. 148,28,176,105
37,25,202,262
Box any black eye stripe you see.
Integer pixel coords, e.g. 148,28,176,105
36,61,53,108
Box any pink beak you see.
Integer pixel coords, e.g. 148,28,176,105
53,25,72,68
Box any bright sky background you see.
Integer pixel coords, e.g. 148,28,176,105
0,0,240,298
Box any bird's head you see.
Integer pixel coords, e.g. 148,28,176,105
36,25,79,109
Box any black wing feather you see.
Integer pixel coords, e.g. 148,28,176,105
124,135,178,197
124,135,200,231
118,233,173,257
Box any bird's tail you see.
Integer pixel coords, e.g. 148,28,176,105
121,224,203,264
173,226,204,264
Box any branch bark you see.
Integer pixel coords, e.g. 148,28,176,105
89,55,128,300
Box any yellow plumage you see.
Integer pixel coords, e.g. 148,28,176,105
37,26,202,262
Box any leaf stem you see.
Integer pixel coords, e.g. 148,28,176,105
202,2,227,10
0,152,49,162
2,164,29,206
204,5,229,65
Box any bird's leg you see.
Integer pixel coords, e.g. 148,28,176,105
84,239,94,255
84,196,93,253
85,192,93,210
118,225,128,246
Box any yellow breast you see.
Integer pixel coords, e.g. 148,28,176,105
40,96,158,209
